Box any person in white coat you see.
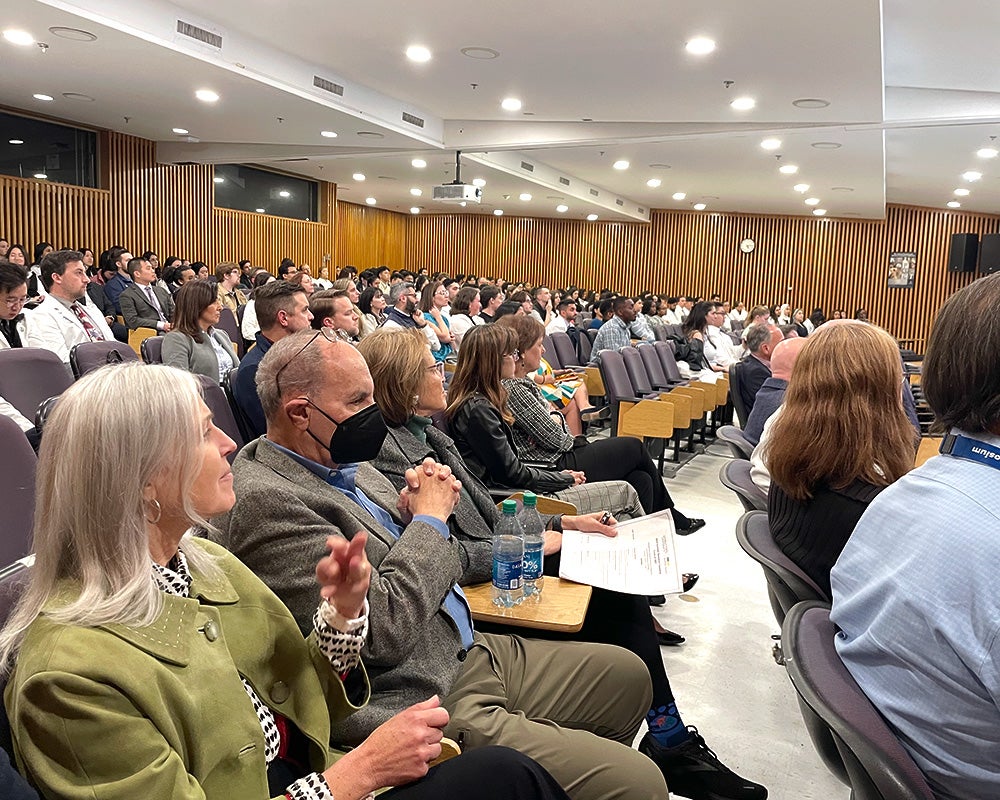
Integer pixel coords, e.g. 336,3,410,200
0,260,35,436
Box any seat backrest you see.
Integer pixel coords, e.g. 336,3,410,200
0,417,36,569
222,367,255,443
729,361,751,427
735,511,829,624
654,341,684,382
621,346,655,395
594,350,636,404
541,333,561,369
662,324,684,339
69,340,139,379
127,327,158,357
141,336,163,364
782,601,936,800
236,303,247,326
653,325,670,342
585,328,599,344
216,308,244,358
577,330,592,364
549,332,579,369
196,375,244,460
0,349,73,421
0,562,31,760
719,460,768,512
637,343,669,387
716,425,754,460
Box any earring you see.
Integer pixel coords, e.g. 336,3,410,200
413,395,420,405
143,498,162,525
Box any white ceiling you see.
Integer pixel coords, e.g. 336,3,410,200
1,0,999,220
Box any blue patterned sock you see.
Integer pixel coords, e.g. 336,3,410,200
647,703,690,748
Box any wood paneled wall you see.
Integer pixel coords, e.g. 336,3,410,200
0,131,336,271
334,201,406,270
394,204,1000,347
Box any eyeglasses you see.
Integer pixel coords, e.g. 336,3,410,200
425,362,445,377
273,327,339,393
2,295,27,308
504,350,521,362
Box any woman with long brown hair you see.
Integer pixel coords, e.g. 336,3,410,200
761,320,916,594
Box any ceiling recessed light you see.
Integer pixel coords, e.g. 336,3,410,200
411,158,427,168
459,202,467,207
812,208,827,216
320,130,338,138
501,97,522,112
587,213,599,221
962,171,983,182
353,173,366,181
172,127,189,135
255,208,265,213
195,89,219,103
405,45,432,63
977,147,998,159
33,173,47,180
811,141,842,149
805,197,820,205
472,177,486,187
365,197,377,205
672,192,686,201
62,92,95,102
760,138,782,151
519,193,532,201
793,183,810,193
410,206,421,214
693,203,707,211
646,178,662,188
213,176,225,184
556,204,569,213
461,46,500,59
278,190,291,198
730,96,755,111
954,188,971,196
357,131,385,139
48,26,97,42
685,37,716,55
8,139,23,145
779,164,799,174
612,159,630,170
32,93,53,102
494,209,504,215
947,201,962,208
3,29,34,46
410,187,422,196
793,98,831,109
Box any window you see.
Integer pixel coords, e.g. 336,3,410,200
213,165,319,222
0,110,98,188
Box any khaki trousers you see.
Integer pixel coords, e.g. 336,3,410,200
442,633,667,800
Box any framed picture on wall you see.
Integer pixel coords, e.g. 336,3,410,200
888,251,916,288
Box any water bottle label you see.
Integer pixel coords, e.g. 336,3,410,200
493,558,522,590
523,548,543,580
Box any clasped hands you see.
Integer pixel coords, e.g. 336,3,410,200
396,457,462,522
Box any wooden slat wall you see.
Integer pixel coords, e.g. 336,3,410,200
399,205,1000,347
335,201,406,269
0,130,336,272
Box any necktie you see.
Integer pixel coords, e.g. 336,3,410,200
145,285,167,322
71,303,105,342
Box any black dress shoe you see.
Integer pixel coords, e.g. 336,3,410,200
676,518,707,536
639,729,768,799
656,628,686,646
648,595,666,606
682,573,699,593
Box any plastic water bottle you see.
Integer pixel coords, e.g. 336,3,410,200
519,492,545,600
492,499,524,608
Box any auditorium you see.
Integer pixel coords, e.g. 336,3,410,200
0,0,997,798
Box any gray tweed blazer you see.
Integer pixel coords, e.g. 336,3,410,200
210,437,478,745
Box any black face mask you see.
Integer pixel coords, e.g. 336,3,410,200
306,401,388,464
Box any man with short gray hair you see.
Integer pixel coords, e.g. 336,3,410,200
382,281,438,351
736,323,782,418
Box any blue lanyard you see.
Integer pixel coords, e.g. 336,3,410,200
939,434,1000,470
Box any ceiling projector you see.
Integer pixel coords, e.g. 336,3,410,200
433,183,482,203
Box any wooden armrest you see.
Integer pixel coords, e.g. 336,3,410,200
583,366,605,396
659,390,693,423
428,737,462,767
618,399,675,439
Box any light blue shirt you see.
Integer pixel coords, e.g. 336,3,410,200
267,441,475,649
830,430,1000,800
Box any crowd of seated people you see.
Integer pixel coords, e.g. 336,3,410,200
9,235,983,797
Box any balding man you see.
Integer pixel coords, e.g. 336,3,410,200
743,336,807,446
737,324,783,418
216,330,670,800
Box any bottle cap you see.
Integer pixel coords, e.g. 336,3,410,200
502,499,518,515
522,491,537,507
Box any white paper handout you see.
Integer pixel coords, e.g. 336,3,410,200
558,509,682,595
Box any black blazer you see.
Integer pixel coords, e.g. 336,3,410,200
85,282,116,319
448,394,573,494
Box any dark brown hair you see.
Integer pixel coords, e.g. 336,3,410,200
172,279,218,343
446,324,517,424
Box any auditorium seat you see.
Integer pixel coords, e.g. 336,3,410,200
196,375,244,461
717,425,754,460
782,601,935,800
141,336,163,364
0,416,36,571
217,308,244,358
720,460,768,512
69,341,139,379
128,327,158,357
548,332,582,369
0,349,73,424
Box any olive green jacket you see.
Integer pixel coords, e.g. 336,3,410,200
5,538,368,799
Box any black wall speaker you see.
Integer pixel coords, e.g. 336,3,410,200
979,234,1000,274
949,233,979,272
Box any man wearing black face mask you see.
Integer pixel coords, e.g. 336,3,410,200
214,329,669,800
